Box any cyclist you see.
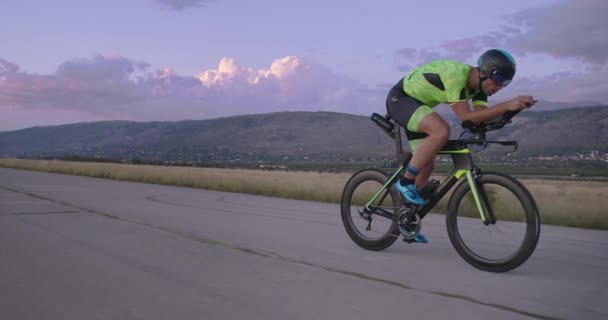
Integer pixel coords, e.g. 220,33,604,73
386,49,535,243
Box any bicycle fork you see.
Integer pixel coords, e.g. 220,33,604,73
463,168,497,225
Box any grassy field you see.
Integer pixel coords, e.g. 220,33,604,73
1,158,606,230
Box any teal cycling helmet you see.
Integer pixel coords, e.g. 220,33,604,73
477,49,516,87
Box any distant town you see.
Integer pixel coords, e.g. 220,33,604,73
527,150,608,162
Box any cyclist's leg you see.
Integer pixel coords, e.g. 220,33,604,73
415,161,435,189
386,87,431,206
406,112,449,179
403,111,447,244
385,88,438,243
386,83,429,170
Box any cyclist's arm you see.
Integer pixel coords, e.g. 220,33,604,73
451,101,509,124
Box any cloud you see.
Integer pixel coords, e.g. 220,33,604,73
195,56,374,110
393,33,515,71
0,58,19,77
153,0,215,11
507,0,608,66
501,68,608,105
0,54,381,131
394,0,607,69
1,54,163,115
390,0,608,105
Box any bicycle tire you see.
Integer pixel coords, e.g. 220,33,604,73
340,169,401,251
446,172,541,272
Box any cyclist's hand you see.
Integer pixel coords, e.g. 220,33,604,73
505,95,535,111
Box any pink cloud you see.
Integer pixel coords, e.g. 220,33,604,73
1,54,381,131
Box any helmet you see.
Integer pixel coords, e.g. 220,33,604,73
477,49,516,87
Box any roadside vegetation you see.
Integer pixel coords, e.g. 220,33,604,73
1,158,606,230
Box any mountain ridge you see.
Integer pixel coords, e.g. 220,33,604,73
1,106,607,162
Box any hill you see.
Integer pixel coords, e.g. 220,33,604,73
1,106,607,163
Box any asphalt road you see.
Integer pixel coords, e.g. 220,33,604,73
1,168,607,320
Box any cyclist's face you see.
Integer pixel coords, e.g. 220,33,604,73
482,76,503,96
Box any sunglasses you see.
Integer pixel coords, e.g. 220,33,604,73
489,70,511,87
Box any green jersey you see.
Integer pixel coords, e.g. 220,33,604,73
401,60,488,108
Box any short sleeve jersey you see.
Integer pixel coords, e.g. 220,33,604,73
401,60,488,108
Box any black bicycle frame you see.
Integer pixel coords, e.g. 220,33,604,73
364,125,497,225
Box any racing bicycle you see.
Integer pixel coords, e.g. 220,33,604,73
340,109,541,272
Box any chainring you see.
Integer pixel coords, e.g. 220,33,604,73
398,206,421,240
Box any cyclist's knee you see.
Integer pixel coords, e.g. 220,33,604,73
428,119,450,142
419,114,450,141
436,124,450,142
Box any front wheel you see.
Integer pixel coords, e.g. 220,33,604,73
446,172,541,272
340,169,401,251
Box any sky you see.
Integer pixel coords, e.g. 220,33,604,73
1,0,607,131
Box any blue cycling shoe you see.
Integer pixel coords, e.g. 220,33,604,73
402,223,429,244
414,234,428,243
395,180,427,206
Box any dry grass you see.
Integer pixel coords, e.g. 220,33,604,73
1,158,606,229
522,180,608,229
0,158,349,202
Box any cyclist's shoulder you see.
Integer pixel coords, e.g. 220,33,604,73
409,60,470,80
416,59,469,70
